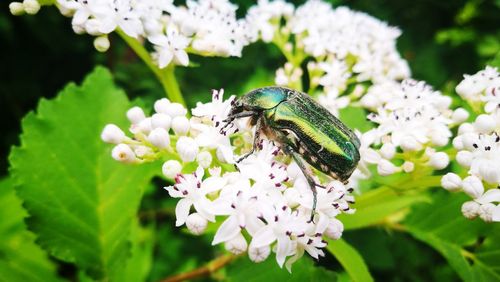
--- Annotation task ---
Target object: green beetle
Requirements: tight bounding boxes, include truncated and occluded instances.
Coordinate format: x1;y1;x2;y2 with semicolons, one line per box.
223;86;360;220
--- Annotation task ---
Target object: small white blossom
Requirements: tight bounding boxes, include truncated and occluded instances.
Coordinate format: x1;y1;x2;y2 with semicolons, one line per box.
186;213;208;235
127;106;146;124
225;233;248;255
196;151;212;168
462;201;480;219
176;136;199;162
462;176;484;199
249;245;271;263
101;124;126;144
441;173;462;191
148;128;170;149
151;113;172;130
111;143;136;163
93;35;110;52
9;2;25;15
23;0;40;14
172;116;190;135
428;151;449;170
162;160;182;179
149;25;190;68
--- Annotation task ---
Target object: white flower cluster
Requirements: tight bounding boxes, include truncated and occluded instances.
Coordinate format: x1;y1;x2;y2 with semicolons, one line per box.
442;66;500;222
11;0;255;67
360;79;460;176
246;0;411;115
102;89;355;270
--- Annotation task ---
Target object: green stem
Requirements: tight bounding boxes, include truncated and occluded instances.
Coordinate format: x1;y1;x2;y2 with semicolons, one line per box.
160;65;186;107
116;30;186;106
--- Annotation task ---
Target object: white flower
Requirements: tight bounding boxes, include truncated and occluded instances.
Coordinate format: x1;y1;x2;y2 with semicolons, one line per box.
148;128;170;149
249;245;271;263
23;0;40;15
172;116;190;135
100;0;144;38
462;201;480;219
127;106;146;124
9;2;25;15
164;167;225;226
111;143;136;163
479;203;495;222
452;108;469;123
154;98;171;114
164;102;188;117
196;151;212;168
149;25;190;68
93;35;110;52
462;175;484;199
162;160;182;179
101;124;126;144
377;159;399;176
428;151;449;170
176;136;199;162
151;113;172;130
186;213;208;235
212;179;265;245
441;173;462;191
225;233;248;255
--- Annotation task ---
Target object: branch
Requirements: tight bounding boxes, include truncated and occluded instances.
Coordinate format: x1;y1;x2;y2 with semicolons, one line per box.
158;254;239;282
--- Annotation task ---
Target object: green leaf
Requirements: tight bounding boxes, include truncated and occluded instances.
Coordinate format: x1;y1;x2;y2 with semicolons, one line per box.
405;191;500;281
226;256;338;281
9;67;157;279
0;177;61;282
327;239;374;282
338;186;430;230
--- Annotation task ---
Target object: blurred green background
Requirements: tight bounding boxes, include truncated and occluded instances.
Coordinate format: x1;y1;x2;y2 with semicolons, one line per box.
1;0;499;280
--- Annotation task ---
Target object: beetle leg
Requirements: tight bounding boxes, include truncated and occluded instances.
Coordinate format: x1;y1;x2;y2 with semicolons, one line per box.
284;144;318;223
220;111;256;135
237;118;262;163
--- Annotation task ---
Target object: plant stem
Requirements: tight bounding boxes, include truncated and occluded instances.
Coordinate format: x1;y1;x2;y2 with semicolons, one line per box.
158;254;238;282
116;30;186;106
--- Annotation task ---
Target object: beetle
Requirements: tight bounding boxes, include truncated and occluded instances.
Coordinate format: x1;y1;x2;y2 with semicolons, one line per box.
222;86;360;220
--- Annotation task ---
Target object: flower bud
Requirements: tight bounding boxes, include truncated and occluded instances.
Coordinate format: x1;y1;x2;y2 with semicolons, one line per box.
377;159;399;176
162;160;182;178
492;205;500;222
462;176;484;199
430;133;449;147
380;143;396;159
165;102;187;117
172;116;190;135
324;218;344;240
148;128;170;149
474;114;495;134
456;151;472;168
225;233;247;255
93;36;110;52
111;144;136;163
176;136;199;162
452;136;464;150
478;161;500;184
154;98;171;114
23;0;40;15
452;108;469;123
248;245;271;263
186;213;208;235
196;151;212;168
101;124;126;144
402;161;414;173
428;152;449;169
9;2;25;15
461;201;480;219
479;203;495;222
127;106;146;124
136;118;152;135
151;113;172;130
457;123;474;135
400;136;421;151
134;145;152;158
441;173;462;191
284;188;300;207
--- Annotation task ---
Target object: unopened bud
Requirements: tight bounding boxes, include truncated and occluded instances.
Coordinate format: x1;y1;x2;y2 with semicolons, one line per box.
162;160;182;178
111;144;136;163
248;245;271;263
127;106;146;124
461;201;480;219
196;151;212;168
377;159;399;176
9;2;25;15
101;124;126;144
23;0;40;15
151;113;172;130
462;176;484;199
225;233;247;255
176;136;199;162
94;36;110;52
441;173;462;191
148;128;170;149
186;213;208;235
428;152;449;169
172;116;190;135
